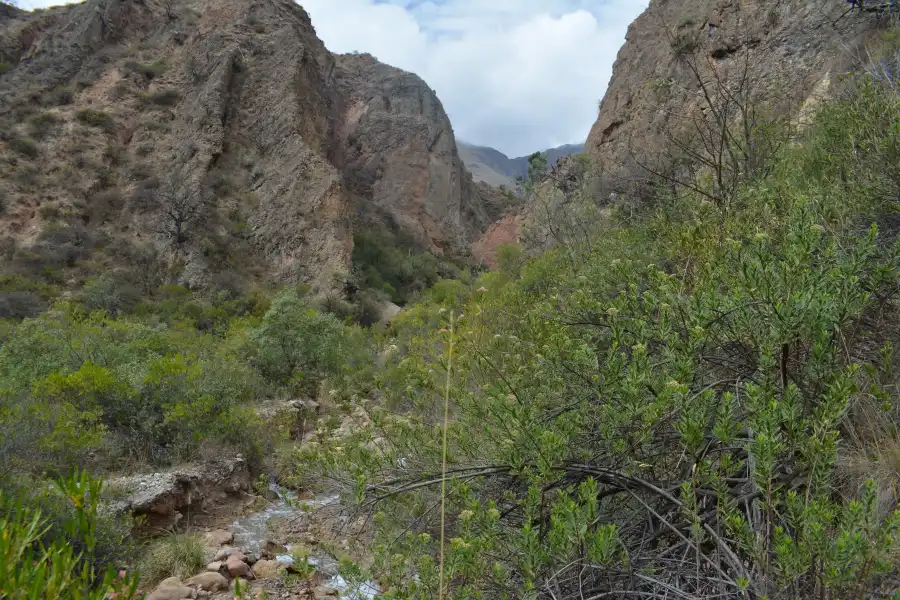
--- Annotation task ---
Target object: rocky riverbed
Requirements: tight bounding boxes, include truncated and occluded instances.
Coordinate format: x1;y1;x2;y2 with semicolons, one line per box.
108;458;377;600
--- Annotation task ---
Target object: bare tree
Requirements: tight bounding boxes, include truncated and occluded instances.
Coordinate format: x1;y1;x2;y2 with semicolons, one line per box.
629;38;786;223
154;170;209;246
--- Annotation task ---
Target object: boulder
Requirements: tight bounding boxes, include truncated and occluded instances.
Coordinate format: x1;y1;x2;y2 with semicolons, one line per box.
106;457;251;529
260;539;287;558
147;577;195;600
205;561;223;572
185;572;229;592
213;546;238;561
251;559;284;579
312;585;339;599
225;555;253;579
204;529;233;547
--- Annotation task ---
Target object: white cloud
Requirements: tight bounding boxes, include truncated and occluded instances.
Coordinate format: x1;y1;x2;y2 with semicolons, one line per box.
302;0;649;156
16;0;649;156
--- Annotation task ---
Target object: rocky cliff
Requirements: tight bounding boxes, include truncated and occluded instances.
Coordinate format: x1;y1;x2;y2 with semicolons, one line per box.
329;52;490;254
586;0;884;170
0;0;490;292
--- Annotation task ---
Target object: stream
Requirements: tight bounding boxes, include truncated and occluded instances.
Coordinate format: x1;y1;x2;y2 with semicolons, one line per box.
229;478;379;599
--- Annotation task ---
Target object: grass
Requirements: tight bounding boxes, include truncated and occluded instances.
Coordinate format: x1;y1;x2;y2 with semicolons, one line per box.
136;533;206;584
100;479;135;501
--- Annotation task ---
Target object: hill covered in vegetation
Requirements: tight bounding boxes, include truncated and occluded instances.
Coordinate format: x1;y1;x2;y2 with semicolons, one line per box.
1;1;900;599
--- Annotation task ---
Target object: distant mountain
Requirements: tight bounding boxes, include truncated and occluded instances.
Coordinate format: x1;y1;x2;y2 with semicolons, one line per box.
459;142;585;188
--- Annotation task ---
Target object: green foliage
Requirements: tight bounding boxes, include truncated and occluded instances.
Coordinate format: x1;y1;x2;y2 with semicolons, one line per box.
0;291;46;319
25;111;60;140
0;309;266;468
78;276;141;315
138;88;180;107
298;59;900;599
124;60;166;80
136;533;205;584
43;85;76;106
0;470;137;598
495;242;524;277
516;151;548;195
8;135;38;158
0;62;12;75
248;291;353;393
75;109;115;133
352;230;460;304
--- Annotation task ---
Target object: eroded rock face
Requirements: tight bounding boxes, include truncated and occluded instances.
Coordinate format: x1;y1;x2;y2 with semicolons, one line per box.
329;52;491;253
108;456;251;529
585;0;885;170
0;0;492;292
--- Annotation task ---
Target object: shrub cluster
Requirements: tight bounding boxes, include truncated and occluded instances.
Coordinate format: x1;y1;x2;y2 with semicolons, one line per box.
296;51;900;599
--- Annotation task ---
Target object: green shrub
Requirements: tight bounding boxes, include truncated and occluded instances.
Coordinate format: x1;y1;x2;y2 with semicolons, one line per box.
76;109;115;133
88;188;125;224
352;230;459;304
125;60;166;80
8;135;38;158
43;85;76;106
12;222;95;273
0;291;46;319
139;88;180;107
136;534;205;585
0;471;137;598
0;62;12;75
78;276;141;316
25;111;60;140
248;291;350;392
298;55;900;600
0;310;264;468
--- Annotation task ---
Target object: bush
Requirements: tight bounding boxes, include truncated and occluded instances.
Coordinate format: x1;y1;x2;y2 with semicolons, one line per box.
352;230;459;304
125;60;166;80
0;471;137;598
38;204;61;220
139;88;180;107
136;534;205;584
0;311;265;469
25;111;60;140
78;276;141;315
7;135;38;158
298;57;900;600
88;188;125;224
13;222;95;273
249;291;350;391
76;109;115;133
43;85;76;106
0;291;46;319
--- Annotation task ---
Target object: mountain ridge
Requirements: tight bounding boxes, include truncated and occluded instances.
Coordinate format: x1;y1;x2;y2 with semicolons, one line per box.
459;141;585;188
0;0;495;294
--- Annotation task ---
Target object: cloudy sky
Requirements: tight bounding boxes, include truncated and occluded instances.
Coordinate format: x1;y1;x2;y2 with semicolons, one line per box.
18;0;648;157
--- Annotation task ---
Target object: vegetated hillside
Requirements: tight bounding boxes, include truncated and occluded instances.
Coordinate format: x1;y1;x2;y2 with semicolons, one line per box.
4;1;900;599
0;0;493;299
301;33;900;599
476;0;885;269
459;141;585;187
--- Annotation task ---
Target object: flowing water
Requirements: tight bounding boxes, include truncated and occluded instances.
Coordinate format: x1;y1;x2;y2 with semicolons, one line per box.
229;478;379;599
